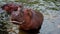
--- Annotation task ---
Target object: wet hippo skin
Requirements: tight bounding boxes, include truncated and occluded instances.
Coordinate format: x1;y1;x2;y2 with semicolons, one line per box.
1;4;44;34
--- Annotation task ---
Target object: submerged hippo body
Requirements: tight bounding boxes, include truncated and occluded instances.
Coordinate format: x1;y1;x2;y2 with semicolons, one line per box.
1;4;44;33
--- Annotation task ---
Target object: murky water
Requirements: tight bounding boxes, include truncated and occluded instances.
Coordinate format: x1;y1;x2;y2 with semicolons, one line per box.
0;0;60;34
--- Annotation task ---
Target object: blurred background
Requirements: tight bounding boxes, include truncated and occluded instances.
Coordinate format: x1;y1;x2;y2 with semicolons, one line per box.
0;0;60;34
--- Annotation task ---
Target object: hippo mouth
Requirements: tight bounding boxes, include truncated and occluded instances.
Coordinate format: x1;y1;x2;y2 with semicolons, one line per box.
10;20;25;25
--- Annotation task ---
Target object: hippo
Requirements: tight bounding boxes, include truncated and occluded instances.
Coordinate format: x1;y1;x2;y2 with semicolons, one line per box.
1;3;22;14
1;3;44;33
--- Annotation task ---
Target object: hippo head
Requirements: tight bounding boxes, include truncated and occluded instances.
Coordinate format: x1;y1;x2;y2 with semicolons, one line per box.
1;3;22;14
10;8;32;25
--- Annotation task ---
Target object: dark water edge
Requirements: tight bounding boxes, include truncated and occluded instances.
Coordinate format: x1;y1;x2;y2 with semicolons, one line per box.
19;30;40;34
